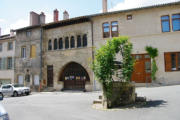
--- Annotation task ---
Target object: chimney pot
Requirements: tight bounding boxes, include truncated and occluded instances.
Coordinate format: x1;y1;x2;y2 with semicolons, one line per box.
54;9;59;22
102;0;108;13
63;10;69;20
10;29;14;36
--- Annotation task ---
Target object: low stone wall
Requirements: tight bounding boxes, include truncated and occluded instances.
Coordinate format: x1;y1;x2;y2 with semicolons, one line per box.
103;82;135;108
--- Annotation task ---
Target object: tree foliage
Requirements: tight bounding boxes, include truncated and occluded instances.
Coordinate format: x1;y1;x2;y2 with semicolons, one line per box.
145;46;158;81
92;36;134;99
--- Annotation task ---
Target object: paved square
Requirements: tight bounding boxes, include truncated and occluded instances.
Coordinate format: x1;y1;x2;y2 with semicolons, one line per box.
1;85;180;120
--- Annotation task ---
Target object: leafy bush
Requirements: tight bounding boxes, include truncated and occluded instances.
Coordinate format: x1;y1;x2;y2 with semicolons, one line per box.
92;36;134;99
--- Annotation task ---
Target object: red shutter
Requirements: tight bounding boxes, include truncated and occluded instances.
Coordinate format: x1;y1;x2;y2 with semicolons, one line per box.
164;53;172;72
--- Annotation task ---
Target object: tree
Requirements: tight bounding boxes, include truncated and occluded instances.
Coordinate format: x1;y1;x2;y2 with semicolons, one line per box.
145;46;158;81
92;36;134;100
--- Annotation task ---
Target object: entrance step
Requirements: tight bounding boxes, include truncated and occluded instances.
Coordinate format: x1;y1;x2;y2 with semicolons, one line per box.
93;99;102;104
42;87;56;92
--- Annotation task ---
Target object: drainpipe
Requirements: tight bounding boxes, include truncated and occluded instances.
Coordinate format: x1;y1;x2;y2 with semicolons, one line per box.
39;27;43;92
90;19;96;91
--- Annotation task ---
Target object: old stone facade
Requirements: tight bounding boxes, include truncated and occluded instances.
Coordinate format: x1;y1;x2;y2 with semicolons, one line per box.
12;1;180;91
0;34;15;85
15;26;42;89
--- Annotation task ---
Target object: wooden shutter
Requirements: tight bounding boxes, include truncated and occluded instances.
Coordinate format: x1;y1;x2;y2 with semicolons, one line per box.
30;45;36;58
164;53;172;72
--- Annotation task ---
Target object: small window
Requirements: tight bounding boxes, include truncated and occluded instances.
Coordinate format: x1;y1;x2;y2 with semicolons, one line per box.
48;40;52;50
0;43;2;52
103;22;110;38
8;42;13;50
59;38;63;50
165;52;180;71
21;47;26;58
26;30;31;37
127;15;132;20
70;36;75;48
54;39;58;50
65;37;69;49
7;57;12;69
161;15;170;32
77;35;82;48
172;14;180;31
83;34;87;47
111;21;118;37
30;45;36;58
0;58;2;70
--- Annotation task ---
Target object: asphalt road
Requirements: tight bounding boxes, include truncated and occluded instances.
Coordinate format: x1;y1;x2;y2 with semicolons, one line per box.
1;85;180;120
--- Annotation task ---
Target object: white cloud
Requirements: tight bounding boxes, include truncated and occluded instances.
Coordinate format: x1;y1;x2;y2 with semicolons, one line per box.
0;19;5;23
109;0;180;11
4;19;28;34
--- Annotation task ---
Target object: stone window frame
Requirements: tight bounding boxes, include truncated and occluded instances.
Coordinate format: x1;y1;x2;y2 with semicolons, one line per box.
102;22;110;38
8;42;13;51
82;34;87;47
70;36;75;48
54;38;58;50
7;57;12;70
21;46;26;58
111;21;119;37
161;15;171;33
48;39;52;51
0;43;2;52
59;38;63;50
172;13;180;31
65;37;69;49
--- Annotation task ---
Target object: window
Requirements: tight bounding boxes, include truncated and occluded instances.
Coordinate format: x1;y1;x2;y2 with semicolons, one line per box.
77;35;82;48
111;21;118;37
0;43;2;52
164;52;180;71
172;14;180;31
8;42;13;50
0;58;2;70
21;47;26;58
161;15;170;32
48;40;52;50
30;45;36;58
54;39;58;50
70;36;75;48
83;34;87;47
59;38;63;50
7;57;12;69
103;22;110;38
26;30;31;37
65;37;69;49
127;15;132;20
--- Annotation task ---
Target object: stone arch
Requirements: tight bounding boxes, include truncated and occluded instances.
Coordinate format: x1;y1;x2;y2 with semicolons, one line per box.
59;62;90;90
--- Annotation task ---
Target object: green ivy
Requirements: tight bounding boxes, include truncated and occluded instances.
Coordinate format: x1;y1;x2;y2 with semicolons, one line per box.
145;46;158;81
92;36;134;99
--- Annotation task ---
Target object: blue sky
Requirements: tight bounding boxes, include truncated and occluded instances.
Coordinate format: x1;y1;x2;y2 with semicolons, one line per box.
0;0;179;35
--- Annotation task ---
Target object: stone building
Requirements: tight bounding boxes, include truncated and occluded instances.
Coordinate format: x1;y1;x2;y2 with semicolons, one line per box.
0;32;15;84
13;1;180;91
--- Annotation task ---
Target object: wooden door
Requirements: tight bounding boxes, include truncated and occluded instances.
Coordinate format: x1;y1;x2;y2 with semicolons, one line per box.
47;65;53;87
131;54;151;83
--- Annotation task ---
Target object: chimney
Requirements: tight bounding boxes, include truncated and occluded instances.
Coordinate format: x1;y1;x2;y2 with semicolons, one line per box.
39;12;46;24
30;11;39;26
54;9;59;22
63;10;69;20
10;29;14;36
102;0;108;13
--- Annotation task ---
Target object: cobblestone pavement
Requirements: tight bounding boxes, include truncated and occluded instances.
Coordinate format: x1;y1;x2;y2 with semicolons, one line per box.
1;85;180;120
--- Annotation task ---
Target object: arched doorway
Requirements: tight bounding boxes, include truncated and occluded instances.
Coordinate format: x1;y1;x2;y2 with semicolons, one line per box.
59;62;90;90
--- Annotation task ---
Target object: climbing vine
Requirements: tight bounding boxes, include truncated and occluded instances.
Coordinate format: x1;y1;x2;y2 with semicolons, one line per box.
145;46;158;81
92;36;134;99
